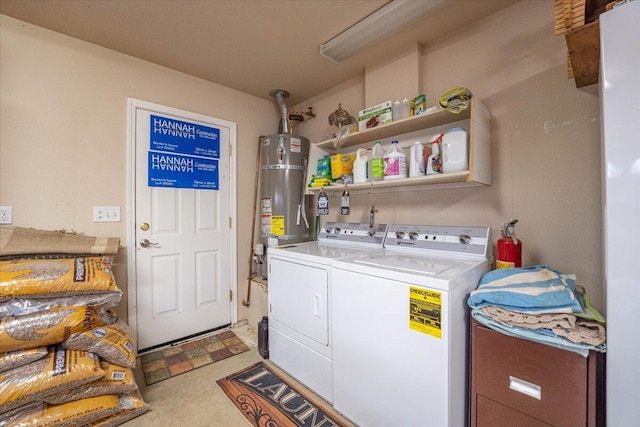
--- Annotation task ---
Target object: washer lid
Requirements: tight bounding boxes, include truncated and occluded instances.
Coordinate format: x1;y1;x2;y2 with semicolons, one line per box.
333;248;490;288
354;253;461;276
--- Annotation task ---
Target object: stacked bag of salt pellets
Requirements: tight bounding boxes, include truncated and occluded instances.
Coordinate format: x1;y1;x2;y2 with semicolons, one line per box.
0;226;148;427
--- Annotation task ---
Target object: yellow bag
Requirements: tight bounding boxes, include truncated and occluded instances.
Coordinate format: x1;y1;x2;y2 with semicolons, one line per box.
62;319;137;368
0;346;48;373
6;394;124;427
0;256;118;301
0;305;109;353
0;346;104;414
84;391;149;427
330;153;356;179
45;360;138;404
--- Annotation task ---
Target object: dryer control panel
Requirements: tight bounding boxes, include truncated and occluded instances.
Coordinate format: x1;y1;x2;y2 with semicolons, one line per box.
385;224;490;257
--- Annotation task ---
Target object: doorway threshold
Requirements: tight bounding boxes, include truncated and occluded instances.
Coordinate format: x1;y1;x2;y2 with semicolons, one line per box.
138;323;231;355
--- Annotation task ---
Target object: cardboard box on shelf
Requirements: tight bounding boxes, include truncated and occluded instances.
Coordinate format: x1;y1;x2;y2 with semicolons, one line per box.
358;101;392;131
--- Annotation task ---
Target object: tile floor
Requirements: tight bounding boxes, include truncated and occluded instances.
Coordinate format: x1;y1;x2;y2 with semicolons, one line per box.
126;323;355;427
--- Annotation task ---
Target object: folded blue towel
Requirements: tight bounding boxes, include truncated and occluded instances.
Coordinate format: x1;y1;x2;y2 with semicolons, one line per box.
467;265;583;314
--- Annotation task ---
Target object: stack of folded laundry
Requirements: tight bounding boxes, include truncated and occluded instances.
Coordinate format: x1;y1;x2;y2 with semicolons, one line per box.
467;265;606;357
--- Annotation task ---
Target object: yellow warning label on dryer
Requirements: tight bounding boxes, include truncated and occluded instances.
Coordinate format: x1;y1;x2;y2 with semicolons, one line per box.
271;216;285;236
409;286;442;338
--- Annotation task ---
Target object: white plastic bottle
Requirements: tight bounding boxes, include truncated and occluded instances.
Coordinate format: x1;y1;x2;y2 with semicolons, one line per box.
392;100;402;121
353;148;371;183
368;141;385;182
409;141;425;177
442;127;469;173
383;140;408;180
401;98;410;119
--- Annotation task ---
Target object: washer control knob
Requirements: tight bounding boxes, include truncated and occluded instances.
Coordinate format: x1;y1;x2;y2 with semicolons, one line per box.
459;234;472;245
395;231;405;239
334;227;341;234
325;227;333;234
409;232;419;241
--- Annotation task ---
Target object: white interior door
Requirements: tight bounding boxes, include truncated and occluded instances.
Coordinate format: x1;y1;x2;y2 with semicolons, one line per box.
127;99;237;351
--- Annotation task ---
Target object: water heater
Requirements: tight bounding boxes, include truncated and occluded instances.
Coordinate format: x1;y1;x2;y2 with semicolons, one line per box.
258;90;311;277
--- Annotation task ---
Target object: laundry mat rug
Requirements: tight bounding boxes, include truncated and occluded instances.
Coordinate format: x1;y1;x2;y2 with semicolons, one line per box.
140;330;250;386
217;361;349;427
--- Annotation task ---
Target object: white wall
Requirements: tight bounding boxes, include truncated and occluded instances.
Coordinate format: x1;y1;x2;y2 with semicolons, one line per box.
294;0;604;310
0;14;277;322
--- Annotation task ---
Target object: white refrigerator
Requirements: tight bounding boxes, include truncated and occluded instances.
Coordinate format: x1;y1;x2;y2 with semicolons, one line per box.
600;1;640;425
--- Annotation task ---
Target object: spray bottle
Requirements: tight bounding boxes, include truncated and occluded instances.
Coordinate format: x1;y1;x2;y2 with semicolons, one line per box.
496;219;522;269
409;141;426;177
426;134;443;175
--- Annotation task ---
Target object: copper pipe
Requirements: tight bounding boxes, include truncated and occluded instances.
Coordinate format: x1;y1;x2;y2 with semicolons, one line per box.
242;135;264;307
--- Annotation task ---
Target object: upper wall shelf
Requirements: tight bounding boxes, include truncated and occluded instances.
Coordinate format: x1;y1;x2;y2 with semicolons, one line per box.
309;97;492;191
315;105;471;150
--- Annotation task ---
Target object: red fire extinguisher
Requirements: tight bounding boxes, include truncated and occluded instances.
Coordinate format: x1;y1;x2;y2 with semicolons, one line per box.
496;219;522;269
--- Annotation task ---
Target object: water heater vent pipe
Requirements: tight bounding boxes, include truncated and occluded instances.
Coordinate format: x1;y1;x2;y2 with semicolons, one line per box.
270;89;291;135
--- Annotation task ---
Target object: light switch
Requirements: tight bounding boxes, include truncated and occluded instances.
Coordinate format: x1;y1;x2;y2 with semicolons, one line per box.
93;206;121;222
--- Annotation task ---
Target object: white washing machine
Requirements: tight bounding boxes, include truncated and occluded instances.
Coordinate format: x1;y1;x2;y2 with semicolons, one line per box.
331;224;491;427
267;222;388;403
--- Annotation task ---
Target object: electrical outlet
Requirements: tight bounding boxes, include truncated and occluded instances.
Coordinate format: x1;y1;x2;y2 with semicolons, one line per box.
0;206;12;224
253;243;265;256
93;206;121;222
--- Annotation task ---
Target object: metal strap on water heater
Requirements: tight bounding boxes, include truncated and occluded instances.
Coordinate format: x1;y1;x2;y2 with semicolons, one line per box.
261;164;306;170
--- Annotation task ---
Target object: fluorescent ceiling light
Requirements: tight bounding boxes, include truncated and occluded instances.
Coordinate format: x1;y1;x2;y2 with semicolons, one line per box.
320;0;447;63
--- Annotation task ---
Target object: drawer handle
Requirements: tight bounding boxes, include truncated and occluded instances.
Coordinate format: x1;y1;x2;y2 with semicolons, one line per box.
509;376;541;400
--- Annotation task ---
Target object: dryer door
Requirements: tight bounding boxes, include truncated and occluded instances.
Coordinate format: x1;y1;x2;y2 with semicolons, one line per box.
269;258;329;345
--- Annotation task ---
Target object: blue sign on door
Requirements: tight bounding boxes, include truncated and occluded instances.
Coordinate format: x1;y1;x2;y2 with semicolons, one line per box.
148;152;219;190
148;114;221;190
150;115;220;158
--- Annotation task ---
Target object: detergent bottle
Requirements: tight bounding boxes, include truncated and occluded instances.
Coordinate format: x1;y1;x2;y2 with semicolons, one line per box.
426;134;443;175
368;141;385;182
353;148;370;183
383;140;407;180
442;127;469;173
409;141;426;177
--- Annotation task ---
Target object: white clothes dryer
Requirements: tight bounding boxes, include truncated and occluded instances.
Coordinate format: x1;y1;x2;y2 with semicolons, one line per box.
267;222;387;403
331;224;491;427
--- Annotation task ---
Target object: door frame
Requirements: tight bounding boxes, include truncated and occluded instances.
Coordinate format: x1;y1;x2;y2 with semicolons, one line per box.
126;98;238;343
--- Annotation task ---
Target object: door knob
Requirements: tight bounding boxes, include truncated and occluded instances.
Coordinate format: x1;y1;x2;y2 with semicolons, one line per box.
140;239;159;248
